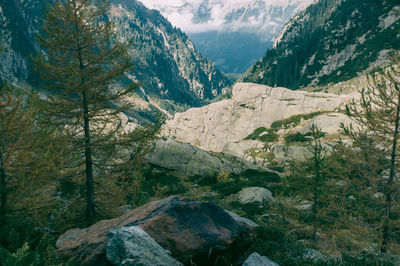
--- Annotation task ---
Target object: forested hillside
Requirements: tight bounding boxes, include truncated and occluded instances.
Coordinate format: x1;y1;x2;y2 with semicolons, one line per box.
243;0;400;89
0;0;230;108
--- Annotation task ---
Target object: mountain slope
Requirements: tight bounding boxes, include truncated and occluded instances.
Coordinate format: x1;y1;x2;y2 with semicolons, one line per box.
242;0;400;89
141;0;314;74
0;0;230;107
0;0;42;83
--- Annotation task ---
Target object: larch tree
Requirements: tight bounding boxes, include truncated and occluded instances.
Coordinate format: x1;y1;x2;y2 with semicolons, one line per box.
0;82;64;224
343;52;400;253
307;124;327;241
0;83;34;219
33;0;137;224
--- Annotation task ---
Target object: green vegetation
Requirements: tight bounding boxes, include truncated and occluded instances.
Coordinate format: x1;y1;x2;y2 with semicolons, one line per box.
245;127;279;143
284;132;310;144
33;0;139;224
243;0;400;90
284;131;326;144
246;127;268;140
343;52;400;253
245;112;324;144
271;112;324;130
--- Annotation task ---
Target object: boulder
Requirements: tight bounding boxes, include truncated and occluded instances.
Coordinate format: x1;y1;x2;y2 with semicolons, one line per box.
294;200;313;211
272;144;311;162
106;226;182;266
301;249;327;262
56;196;256;265
242;252;280;266
145;139;258;177
225;210;259;228
238;187;275;206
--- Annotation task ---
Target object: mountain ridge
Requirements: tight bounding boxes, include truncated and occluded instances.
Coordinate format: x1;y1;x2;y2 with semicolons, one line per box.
0;0;230;110
141;0;314;74
242;0;400;89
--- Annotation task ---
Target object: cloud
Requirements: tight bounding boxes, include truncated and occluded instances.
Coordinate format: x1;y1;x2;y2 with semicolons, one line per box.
139;0;312;34
140;0;250;33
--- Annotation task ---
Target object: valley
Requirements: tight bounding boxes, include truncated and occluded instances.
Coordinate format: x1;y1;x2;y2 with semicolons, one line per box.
0;0;400;265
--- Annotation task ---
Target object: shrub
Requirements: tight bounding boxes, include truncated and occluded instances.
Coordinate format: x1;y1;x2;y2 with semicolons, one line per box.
259;132;279;142
284;132;310;143
271;112;324;130
246;127;267;140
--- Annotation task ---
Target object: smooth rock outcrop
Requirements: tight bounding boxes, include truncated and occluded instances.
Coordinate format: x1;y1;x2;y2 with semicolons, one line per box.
106;226;182;266
162;83;356;153
56;196;256;265
298;113;352;135
242;252;280;266
238;187;275;206
146;138;259;176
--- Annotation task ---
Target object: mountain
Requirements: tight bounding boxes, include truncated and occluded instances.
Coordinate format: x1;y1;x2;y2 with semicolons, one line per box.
0;0;230;110
0;0;42;83
141;0;314;74
243;0;400;89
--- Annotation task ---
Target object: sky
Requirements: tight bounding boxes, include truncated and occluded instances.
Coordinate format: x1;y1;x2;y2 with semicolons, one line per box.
139;0;262;33
139;0;310;33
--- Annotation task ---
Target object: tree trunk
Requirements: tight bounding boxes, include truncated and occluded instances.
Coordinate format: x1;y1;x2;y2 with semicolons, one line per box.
381;96;400;252
0;151;7;219
82;89;95;225
73;6;95;225
313;180;317;241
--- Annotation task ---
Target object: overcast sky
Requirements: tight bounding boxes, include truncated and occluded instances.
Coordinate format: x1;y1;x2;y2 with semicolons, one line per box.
139;0;257;33
140;0;307;33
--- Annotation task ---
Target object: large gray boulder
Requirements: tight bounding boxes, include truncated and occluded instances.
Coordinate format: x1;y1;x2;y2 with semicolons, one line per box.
238;187;275;206
242;252;280;266
146;138;258;176
106;226;182;266
56;196;256;265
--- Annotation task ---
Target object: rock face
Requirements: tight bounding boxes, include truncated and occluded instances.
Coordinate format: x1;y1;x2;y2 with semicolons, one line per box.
238;187;275;206
145;138;259;176
141;0;313;74
243;0;400;89
106;226;182;266
162;83;356;154
242;252;280;266
56;196;255;265
0;0;229;107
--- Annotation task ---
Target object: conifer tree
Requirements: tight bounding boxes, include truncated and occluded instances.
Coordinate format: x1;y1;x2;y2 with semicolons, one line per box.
307;124;327;241
0;83;34;219
287;124;327;241
33;0;137;224
344;52;400;252
0;82;64;223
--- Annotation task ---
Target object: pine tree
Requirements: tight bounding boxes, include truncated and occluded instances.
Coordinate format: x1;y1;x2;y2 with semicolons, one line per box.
343;52;400;252
33;0;137;224
307;124;327;241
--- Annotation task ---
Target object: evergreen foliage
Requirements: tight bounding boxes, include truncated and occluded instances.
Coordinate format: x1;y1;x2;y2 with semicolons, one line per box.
33;0;138;224
243;0;400;90
343;52;400;252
